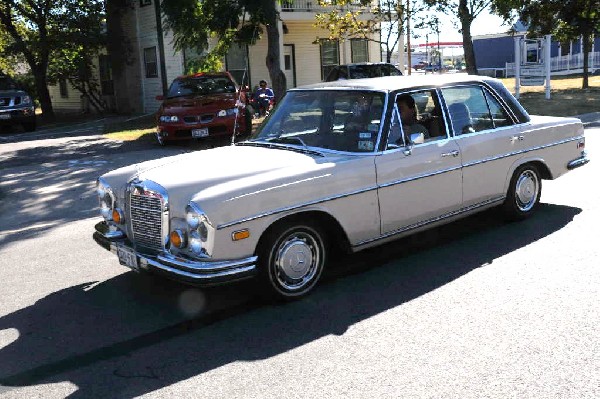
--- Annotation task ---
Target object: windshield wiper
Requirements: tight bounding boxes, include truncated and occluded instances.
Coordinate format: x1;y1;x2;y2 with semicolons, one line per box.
265;136;308;148
237;138;323;157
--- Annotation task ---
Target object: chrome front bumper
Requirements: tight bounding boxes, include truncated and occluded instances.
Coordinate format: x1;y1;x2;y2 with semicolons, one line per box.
93;222;258;286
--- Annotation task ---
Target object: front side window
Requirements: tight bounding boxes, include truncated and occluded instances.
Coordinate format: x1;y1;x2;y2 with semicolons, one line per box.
320;40;339;80
387;89;446;149
253;90;385;153
442;85;513;135
144;47;158;78
166;75;236;98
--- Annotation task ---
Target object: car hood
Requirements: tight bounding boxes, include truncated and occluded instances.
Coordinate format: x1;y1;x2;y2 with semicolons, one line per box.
0;89;28;97
160;93;237;114
101;145;362;226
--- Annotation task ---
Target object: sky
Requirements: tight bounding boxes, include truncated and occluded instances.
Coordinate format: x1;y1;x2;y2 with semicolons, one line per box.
411;9;510;45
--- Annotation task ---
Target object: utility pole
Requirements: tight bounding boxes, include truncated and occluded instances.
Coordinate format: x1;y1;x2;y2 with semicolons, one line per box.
406;0;411;75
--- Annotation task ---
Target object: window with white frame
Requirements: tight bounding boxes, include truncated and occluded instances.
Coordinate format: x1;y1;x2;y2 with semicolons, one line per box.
320;40;339;80
144;47;158;78
351;39;369;63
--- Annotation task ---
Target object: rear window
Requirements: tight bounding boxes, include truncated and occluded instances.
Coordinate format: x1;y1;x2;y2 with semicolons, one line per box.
167;75;236;98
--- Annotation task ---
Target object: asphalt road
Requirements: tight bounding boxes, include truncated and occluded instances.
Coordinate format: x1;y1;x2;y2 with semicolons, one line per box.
0;123;598;398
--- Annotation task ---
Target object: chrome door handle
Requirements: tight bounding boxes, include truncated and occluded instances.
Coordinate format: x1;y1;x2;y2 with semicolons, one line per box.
510;135;524;142
441;150;459;157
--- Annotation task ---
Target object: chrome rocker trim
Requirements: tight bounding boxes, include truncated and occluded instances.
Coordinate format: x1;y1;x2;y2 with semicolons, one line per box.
93;222;258;285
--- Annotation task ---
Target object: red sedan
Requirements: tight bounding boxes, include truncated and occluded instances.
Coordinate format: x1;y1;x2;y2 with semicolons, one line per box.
155;72;251;145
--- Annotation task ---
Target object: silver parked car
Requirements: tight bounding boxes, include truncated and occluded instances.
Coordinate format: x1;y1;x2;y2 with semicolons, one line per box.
93;74;589;300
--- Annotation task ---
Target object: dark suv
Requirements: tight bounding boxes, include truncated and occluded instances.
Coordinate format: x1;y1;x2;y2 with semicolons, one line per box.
324;62;402;82
0;73;36;132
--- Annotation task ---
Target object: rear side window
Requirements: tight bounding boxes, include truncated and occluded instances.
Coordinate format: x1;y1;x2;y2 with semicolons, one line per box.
441;85;513;135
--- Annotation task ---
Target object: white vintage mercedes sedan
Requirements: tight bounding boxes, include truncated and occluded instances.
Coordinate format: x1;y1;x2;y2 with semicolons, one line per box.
94;74;589;300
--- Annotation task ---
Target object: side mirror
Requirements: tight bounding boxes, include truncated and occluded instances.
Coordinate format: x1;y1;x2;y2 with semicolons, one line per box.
155;95;164;101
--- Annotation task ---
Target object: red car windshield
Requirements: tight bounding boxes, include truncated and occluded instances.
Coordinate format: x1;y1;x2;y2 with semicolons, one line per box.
167;75;236;98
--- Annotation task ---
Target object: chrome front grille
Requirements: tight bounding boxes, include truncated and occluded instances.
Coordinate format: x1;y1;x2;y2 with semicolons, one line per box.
128;181;168;252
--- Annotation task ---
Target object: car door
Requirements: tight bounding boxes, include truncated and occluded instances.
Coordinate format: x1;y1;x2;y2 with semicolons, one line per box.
375;90;463;236
440;85;522;208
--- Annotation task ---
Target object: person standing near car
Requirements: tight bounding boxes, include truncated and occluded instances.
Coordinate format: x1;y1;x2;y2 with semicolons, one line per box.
253;80;275;117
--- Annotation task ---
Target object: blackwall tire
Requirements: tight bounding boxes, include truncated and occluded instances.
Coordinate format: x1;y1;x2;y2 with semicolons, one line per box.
258;221;327;301
502;164;542;221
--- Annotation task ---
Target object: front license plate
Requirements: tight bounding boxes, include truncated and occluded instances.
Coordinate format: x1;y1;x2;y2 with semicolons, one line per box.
192;128;209;138
117;245;139;271
0;114;10;120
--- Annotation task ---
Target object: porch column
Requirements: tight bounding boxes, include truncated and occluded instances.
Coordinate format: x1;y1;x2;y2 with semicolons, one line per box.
276;2;286;89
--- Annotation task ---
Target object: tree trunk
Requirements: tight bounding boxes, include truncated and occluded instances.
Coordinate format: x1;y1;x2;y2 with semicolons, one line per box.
106;0;134;114
458;0;477;75
33;65;54;122
582;34;590;89
263;0;286;100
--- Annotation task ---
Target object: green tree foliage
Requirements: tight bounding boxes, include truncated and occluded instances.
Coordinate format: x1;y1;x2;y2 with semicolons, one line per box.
0;0;106;120
314;0;428;64
493;0;600;88
161;0;286;98
425;0;493;75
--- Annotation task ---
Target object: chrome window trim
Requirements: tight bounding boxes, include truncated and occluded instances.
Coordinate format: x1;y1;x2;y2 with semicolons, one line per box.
355;196;506;247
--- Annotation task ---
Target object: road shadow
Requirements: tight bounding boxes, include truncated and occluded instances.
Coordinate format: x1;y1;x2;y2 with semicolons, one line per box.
0;203;581;397
0;136;239;249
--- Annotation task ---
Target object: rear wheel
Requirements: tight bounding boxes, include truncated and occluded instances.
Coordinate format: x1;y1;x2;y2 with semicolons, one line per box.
502;164;542;221
257;221;327;301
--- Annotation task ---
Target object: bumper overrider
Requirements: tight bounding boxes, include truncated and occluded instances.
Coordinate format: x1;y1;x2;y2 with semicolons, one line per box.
93;221;258;285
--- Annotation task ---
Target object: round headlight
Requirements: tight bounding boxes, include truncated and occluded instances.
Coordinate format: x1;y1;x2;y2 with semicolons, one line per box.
217;109;227;117
198;221;208;242
189;231;203;254
186;211;200;230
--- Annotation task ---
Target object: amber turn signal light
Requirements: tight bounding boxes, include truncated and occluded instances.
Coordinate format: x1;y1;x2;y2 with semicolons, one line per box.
112;208;124;224
232;229;250;241
170;229;187;248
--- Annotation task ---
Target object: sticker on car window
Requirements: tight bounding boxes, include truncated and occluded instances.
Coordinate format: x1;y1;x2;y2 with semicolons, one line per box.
359;132;372;139
358;140;374;151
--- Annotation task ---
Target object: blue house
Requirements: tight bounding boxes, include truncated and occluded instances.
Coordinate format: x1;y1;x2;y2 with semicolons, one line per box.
473;23;600;77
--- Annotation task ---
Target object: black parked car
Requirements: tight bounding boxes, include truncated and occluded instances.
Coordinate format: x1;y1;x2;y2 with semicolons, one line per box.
324;62;402;82
0;73;36;132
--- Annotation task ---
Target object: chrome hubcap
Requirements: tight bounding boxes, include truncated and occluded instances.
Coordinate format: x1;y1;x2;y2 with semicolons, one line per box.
274;232;320;291
515;170;539;212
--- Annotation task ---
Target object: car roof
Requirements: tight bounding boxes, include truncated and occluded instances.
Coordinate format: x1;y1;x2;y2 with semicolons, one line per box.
175;71;233;80
292;74;498;92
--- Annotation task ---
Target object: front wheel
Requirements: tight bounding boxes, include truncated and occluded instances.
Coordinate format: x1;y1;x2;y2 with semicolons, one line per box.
502;164;542;221
258;221;327;301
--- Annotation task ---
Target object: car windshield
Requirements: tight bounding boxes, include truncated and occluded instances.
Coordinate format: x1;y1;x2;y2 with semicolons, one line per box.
167;75;236;98
0;75;19;91
251;90;386;153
